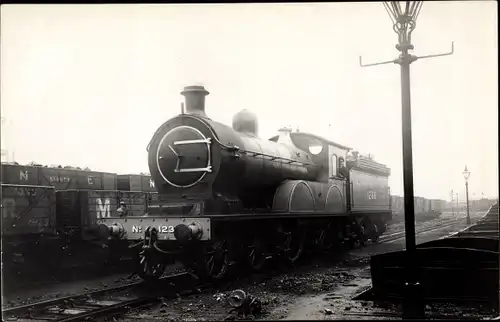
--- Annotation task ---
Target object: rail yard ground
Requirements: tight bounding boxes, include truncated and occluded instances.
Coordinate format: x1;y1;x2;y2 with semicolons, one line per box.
111;210;493;322
1;210;442;308
2;209;495;321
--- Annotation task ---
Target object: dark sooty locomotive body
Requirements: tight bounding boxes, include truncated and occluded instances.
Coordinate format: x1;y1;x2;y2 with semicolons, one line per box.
97;85;392;281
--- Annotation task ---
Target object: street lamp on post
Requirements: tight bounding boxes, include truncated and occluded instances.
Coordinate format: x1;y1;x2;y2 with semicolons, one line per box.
462;165;471;225
359;2;455;318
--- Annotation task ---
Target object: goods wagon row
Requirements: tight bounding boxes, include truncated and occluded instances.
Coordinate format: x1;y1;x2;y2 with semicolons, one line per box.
391;194;498;216
1;184;156;239
0;163;155;192
391;195;448;216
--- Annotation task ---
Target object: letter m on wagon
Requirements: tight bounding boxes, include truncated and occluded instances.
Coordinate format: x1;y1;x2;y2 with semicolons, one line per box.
96;198;111;218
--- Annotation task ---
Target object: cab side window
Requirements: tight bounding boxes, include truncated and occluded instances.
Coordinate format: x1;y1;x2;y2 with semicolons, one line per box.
331;154;338;177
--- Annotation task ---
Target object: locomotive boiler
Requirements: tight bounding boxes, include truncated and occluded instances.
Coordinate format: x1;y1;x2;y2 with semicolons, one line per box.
97;85;393;281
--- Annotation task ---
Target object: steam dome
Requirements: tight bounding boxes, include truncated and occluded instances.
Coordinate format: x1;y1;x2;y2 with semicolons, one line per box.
232;109;259;136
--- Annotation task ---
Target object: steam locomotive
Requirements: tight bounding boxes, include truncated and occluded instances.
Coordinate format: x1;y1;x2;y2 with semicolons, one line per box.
97;85;393;281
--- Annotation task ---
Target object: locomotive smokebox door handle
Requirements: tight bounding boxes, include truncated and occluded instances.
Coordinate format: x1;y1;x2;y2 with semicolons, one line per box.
168;144;183;172
173;138;213;173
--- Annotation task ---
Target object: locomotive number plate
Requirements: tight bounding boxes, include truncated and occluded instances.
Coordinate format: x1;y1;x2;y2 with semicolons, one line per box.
131;225;174;234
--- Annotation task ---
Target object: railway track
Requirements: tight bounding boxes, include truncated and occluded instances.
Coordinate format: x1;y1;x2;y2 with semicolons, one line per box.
378;216;468;244
1;272;200;322
450;202;499;239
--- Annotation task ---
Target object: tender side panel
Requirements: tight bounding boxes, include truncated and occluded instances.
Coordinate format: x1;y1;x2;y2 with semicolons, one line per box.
1;184;57;236
350;170;390;212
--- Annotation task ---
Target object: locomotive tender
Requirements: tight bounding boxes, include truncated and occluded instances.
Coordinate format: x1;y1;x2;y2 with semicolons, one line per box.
97;85;393;280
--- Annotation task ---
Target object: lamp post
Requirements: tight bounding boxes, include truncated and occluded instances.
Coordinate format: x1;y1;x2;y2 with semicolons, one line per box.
359;1;454;254
462;165;471;225
358;3;454;318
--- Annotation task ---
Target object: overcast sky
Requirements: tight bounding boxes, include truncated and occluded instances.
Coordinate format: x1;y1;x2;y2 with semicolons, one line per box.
1;2;498;201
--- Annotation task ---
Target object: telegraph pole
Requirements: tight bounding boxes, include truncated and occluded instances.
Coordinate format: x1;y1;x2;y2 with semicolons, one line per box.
359;1;454;318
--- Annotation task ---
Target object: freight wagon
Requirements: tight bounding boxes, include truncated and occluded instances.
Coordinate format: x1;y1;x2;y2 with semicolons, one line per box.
1;163;117;190
1;184;59;265
1;182;158;268
389;195;447;223
54;189;157;264
117;174;156;192
56;189;154;242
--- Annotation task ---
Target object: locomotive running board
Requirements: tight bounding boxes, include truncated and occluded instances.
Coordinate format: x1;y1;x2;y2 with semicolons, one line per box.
359;239;499;306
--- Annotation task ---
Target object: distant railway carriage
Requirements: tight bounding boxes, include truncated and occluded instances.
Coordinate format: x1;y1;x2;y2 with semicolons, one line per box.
117;174;156;192
430;199;446;213
1;164;117;190
391;195;404;215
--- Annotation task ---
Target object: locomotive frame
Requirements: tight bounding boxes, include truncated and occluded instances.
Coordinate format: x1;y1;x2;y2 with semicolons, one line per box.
97;85;394;281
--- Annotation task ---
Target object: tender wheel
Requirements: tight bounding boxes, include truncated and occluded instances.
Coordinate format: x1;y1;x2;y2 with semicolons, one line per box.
136;249;166;281
247;236;268;272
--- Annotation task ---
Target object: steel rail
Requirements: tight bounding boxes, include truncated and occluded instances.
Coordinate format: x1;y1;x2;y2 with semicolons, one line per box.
2;272;192;322
378;217;466;244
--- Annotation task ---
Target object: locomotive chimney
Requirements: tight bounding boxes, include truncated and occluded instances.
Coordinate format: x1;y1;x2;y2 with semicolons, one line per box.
181;85;209;117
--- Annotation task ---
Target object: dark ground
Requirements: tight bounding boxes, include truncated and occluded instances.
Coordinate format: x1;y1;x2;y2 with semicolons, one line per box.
2;210;495;321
